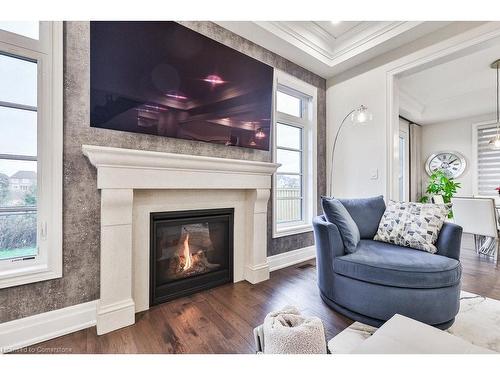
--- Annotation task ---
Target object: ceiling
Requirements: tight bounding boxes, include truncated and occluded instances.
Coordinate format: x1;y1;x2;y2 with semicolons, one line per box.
215;21;450;78
399;42;500;125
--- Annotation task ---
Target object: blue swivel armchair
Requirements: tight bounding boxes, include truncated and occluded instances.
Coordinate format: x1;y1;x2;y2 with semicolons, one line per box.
313;196;463;329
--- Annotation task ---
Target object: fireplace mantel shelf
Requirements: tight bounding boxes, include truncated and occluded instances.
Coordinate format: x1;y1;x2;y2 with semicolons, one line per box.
82;145;280;190
82;144;279;335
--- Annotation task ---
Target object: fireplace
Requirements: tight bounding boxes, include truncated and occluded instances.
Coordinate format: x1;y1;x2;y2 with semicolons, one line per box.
83;145;277;334
149;208;234;305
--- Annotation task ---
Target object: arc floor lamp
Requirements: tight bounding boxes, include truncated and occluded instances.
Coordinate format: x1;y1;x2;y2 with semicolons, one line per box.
328;105;373;196
489;59;500;149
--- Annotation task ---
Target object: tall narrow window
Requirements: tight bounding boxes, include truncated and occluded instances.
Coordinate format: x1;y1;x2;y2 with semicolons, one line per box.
273;71;317;238
0;22;62;288
276;123;303;223
476;124;500;196
0;54;38;262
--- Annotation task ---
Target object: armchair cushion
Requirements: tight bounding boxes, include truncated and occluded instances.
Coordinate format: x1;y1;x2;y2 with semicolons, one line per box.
321;197;360;253
334;240;461;288
337;195;386;239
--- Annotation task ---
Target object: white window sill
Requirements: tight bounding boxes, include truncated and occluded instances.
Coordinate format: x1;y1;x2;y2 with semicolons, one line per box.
0;257;62;289
0;269;61;289
273;223;313;238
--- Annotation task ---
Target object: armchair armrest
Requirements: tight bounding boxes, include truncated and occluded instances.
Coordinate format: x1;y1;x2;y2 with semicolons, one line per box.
435;222;463;260
313;216;345;290
313;215;345;258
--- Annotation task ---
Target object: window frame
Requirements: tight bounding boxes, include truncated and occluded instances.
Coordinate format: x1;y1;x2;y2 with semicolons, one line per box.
272;70;317;238
0;22;63;288
472;120;500;197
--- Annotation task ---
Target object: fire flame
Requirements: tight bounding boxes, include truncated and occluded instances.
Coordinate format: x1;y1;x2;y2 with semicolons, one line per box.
182;233;193;271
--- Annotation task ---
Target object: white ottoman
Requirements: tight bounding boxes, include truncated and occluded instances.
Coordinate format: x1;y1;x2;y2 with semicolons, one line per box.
351;314;494;354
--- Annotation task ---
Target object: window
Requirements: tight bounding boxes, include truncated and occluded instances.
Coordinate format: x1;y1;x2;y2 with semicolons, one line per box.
398;136;405;201
0;22;62;288
398;121;409;202
475;123;500;196
273;71;317;238
276;123;303;223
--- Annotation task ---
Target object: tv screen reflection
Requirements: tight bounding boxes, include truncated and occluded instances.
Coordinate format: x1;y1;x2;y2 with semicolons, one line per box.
90;21;273;151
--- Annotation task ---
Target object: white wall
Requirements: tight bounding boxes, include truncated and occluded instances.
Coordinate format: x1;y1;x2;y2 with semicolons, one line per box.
326;22;500;200
327;67;387;197
420;113;495;197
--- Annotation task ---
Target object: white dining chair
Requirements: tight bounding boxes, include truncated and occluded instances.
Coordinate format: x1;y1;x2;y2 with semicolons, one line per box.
451;197;499;264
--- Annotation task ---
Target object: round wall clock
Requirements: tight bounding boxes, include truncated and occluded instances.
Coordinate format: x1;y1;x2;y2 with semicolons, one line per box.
425;151;467;178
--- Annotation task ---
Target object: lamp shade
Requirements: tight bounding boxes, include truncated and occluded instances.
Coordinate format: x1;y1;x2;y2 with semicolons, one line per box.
351;105;373;124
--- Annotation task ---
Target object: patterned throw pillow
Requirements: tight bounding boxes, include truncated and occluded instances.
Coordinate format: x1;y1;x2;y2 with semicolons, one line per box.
374;200;451;253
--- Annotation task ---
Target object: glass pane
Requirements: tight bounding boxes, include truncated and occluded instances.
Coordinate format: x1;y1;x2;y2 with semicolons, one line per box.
0;54;37;107
277;174;301;198
277;149;301;174
277;123;301;150
0;212;37;260
154;220;227;284
0;107;37;156
0;22;39;40
0;159;37;207
276;198;302;223
277;91;302;117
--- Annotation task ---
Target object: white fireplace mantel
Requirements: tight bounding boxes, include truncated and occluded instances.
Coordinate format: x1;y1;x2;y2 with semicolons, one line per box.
82;145;279;335
82;144;278;190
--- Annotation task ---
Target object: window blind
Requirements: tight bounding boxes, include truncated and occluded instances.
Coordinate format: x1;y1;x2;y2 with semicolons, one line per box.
477;125;500;196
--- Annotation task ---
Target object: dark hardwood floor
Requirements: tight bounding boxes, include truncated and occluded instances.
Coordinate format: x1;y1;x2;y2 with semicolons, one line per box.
17;237;500;354
459;234;500;298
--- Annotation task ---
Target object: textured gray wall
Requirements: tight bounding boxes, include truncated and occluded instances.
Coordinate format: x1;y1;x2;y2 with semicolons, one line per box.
0;21;325;323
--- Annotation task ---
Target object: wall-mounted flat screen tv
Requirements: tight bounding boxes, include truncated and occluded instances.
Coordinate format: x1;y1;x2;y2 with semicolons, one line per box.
90;21;273;151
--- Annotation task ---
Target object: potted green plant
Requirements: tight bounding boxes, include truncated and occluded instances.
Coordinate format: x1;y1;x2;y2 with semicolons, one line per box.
420;170;461;206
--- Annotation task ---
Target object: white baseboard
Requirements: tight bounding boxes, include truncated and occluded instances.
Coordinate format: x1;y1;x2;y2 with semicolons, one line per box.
96;298;135;335
268;245;316;272
0;300;97;353
245;263;270;284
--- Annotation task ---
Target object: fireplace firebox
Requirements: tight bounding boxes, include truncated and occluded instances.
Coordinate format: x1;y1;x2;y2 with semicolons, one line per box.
150;208;234;305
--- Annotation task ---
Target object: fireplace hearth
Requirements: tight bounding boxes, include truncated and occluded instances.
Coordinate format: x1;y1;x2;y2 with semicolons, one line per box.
150;208;234;305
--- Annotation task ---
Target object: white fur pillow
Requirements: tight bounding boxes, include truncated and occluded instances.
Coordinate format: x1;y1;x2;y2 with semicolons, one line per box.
263;306;327;354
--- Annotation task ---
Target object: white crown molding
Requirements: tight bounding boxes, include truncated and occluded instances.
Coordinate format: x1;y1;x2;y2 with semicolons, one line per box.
256;21;336;62
0;300;97;353
216;21;450;78
331;22;423;65
253;21;424;67
310;21;340;41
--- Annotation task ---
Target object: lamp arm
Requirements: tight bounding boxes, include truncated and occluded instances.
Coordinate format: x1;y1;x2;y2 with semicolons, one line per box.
328;109;356;196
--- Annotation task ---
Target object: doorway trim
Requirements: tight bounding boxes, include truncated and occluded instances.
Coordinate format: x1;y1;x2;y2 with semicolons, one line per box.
386;23;500;200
